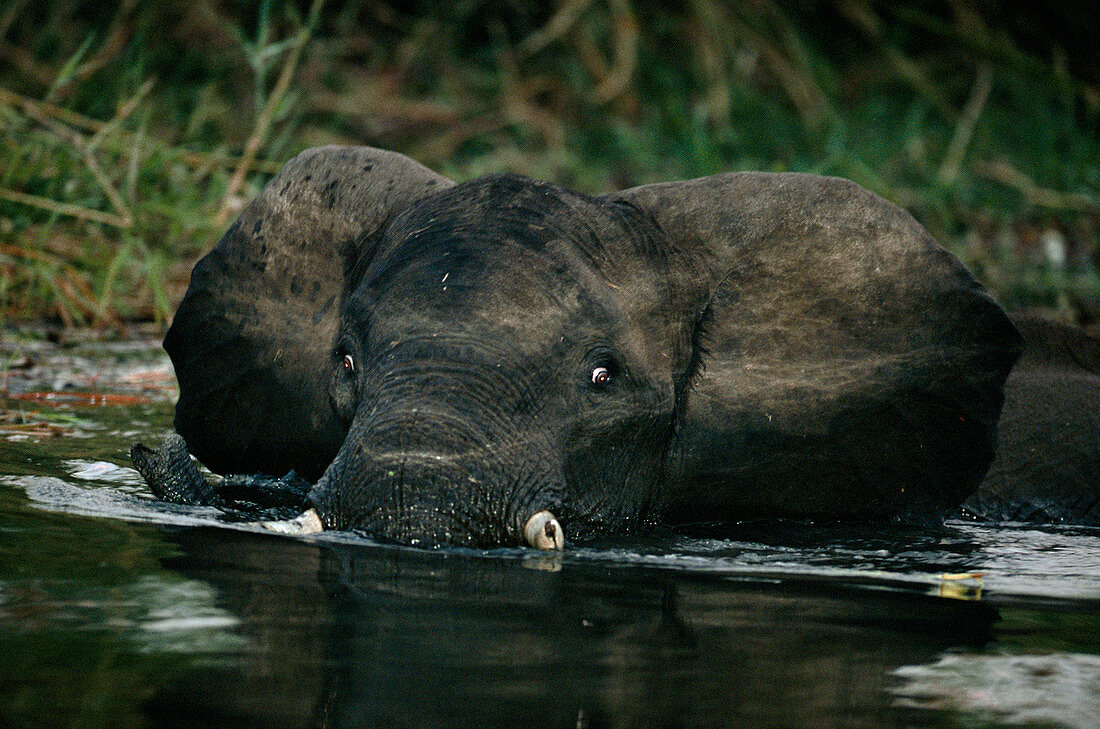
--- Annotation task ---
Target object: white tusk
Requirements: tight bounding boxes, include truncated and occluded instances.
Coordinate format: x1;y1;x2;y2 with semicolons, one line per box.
258;508;324;535
524;510;564;550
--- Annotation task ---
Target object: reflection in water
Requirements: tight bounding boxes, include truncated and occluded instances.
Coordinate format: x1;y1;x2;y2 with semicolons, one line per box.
0;487;242;729
146;530;332;728
126;576;246;655
5;471;1100;728
144;529;1000;729
892;653;1100;729
1;363;1098;729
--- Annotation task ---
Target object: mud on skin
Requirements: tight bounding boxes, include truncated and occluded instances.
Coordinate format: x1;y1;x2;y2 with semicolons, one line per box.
133;146;1099;548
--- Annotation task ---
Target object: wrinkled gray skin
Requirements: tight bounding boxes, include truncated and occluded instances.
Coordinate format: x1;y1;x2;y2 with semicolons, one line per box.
131;434;310;521
142;146;1054;548
137;313;1100;530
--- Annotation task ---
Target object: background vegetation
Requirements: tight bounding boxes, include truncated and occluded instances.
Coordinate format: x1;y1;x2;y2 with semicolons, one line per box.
1;0;1098;332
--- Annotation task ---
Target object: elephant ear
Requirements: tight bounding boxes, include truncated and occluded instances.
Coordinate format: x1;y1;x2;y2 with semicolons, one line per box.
610;173;1023;521
165;146;453;480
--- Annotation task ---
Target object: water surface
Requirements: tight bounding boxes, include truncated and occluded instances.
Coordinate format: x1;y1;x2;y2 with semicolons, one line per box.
1;336;1098;728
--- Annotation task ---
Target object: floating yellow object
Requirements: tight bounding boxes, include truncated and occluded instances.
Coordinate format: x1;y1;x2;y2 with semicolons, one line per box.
939;572;984;582
937;572;984;600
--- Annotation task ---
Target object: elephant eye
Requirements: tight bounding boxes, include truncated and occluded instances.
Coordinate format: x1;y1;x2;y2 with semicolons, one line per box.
342;353;355;374
591;366;611;386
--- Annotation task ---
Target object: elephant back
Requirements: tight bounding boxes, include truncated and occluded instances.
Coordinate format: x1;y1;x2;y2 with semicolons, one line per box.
966;315;1100;524
165;146;452;479
610;173;1023;521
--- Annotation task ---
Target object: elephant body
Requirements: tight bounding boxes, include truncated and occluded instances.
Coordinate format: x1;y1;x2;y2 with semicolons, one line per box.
962;315;1100;524
147;146;1093;547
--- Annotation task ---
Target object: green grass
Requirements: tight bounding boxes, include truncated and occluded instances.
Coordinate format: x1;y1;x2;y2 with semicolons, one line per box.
1;1;1098;329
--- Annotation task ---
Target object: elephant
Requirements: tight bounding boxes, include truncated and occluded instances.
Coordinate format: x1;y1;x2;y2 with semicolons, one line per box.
961;315;1100;524
135;145;1075;549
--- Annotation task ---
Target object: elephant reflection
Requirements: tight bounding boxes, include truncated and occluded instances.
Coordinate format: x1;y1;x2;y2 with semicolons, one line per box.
145;530;997;728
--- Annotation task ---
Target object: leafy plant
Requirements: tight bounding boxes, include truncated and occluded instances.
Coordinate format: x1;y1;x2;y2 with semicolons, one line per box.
0;1;1097;329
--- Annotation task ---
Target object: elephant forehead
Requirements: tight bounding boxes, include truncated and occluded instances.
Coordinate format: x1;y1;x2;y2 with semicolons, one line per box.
368;275;604;356
349;174;693;386
360;232;611;333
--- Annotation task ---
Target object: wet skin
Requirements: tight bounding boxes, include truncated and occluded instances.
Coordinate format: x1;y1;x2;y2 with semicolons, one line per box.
136;145;1095;547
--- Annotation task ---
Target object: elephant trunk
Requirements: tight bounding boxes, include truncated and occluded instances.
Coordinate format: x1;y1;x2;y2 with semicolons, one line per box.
305;405;565;548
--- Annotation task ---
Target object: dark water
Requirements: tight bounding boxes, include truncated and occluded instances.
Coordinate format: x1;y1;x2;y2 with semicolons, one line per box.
2;339;1099;729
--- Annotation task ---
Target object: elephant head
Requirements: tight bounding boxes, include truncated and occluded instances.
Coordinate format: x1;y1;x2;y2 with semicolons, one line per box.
165;147;1021;547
